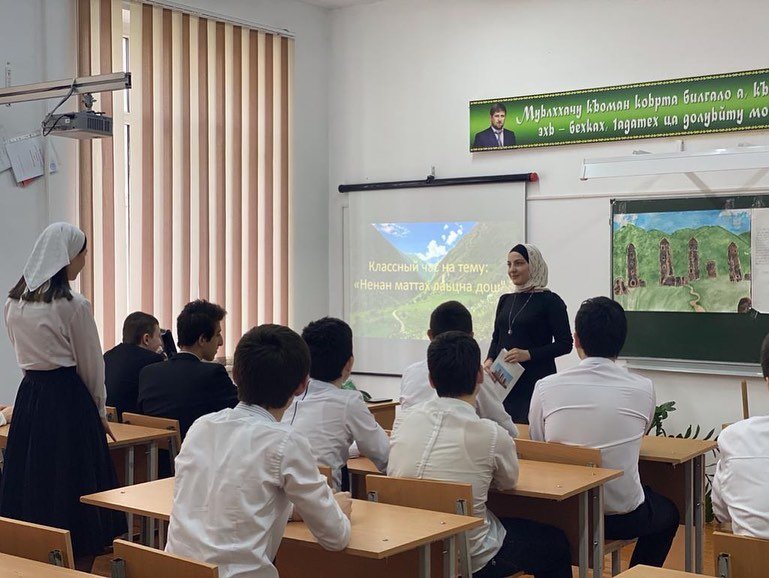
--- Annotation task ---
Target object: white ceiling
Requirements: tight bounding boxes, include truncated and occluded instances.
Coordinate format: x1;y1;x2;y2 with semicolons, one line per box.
298;0;380;9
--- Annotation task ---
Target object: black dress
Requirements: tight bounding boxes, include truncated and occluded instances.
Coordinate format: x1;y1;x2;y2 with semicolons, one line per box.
0;367;127;556
487;291;573;424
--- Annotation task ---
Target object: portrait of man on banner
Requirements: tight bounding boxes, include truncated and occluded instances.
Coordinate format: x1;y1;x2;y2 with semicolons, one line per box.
473;102;516;148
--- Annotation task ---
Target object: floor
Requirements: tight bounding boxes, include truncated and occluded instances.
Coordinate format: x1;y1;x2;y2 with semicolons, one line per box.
90;523;718;577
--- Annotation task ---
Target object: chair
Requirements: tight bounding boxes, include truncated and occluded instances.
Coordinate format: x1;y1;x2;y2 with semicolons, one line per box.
514;438;635;576
714;530;769;577
106;405;119;423
111;539;218;578
120;412;182;472
366;474;480;578
0;516;75;568
318;464;333;487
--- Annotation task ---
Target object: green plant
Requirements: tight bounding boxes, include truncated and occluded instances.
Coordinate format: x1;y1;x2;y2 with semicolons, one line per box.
650;400;719;522
341;378;372;402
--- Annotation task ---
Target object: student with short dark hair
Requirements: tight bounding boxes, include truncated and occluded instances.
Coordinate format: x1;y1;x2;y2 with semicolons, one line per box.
166;325;352;578
400;300;517;437
712;333;769;539
281;317;389;490
104;312;165;417
390;331;572;578
529;297;679;568
138;300;237;438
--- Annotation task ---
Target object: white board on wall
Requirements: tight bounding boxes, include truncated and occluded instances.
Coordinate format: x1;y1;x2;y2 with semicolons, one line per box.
345;182;526;374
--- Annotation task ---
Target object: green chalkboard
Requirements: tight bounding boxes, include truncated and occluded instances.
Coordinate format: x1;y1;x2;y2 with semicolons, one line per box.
611;195;769;364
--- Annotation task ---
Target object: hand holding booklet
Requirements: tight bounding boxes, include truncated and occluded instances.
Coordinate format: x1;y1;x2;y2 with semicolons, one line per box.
487;349;525;401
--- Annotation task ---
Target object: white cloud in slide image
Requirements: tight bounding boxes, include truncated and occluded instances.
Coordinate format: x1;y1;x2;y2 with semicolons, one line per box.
417;239;448;262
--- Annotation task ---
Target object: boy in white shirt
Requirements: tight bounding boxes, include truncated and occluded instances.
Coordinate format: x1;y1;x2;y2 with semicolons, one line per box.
390;331;572;578
400;300;518;437
529;297;678;568
712;333;769;539
282;317;389;490
166;324;352;578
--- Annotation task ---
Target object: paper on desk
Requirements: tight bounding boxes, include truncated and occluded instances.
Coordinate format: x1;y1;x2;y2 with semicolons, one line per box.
751;208;769;313
5;131;57;184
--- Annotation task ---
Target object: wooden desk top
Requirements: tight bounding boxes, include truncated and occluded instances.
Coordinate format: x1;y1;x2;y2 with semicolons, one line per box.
82;479;482;559
0;422;175;451
616;565;701;577
514;424;716;464
0;552;100;577
365;401;399;410
347;457;622;502
81;477;174;520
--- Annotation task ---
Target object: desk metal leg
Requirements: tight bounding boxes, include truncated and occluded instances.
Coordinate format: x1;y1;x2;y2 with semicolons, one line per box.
591;487;604;578
159;520;166;550
147;442;158;547
694;455;704;574
418;544;431;578
684;459;694;572
125;446;135;542
443;536;456;578
578;491;589;578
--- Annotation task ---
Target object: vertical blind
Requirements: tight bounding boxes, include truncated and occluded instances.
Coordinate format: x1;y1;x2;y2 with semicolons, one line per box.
77;0;292;357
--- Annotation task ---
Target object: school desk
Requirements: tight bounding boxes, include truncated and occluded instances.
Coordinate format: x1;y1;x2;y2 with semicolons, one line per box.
0;552;101;578
347;456;622;578
80;478;482;578
514;423;716;573
365;400;398;429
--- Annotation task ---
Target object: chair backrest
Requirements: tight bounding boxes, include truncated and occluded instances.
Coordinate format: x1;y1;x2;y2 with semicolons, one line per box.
112;539;218;578
121;412;182;456
106;406;119;423
714;530;769;578
0;516;74;569
365;474;473;515
318;465;332;487
514;438;602;468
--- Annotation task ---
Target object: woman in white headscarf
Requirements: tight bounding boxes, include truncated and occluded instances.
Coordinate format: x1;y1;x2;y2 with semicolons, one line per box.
484;244;573;423
1;223;125;569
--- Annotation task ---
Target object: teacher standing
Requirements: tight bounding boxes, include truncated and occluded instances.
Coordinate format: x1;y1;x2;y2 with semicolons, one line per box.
484;244;573;423
1;223;125;569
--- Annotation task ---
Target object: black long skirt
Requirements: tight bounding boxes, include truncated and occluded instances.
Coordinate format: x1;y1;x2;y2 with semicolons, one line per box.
0;367;127;556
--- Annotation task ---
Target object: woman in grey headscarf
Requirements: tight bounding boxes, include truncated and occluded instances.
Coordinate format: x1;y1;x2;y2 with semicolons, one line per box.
1;223;125;570
484;243;573;423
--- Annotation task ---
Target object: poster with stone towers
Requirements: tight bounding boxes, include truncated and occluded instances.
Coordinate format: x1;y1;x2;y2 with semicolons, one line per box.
612;209;751;313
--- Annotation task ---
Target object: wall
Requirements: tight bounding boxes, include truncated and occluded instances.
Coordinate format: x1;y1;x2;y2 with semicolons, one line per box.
0;0;331;403
0;0;79;402
328;0;769;433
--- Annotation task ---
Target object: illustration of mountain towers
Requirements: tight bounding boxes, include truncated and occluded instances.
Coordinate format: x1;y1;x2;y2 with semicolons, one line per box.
659;239;674;285
627;244;639;288
728;242;743;282
688;238;700;280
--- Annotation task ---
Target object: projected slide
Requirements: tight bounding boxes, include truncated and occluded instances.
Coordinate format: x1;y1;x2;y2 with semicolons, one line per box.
349;220;515;340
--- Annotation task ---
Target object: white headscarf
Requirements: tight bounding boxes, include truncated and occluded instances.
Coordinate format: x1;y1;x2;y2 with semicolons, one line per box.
511;243;549;293
23;222;86;292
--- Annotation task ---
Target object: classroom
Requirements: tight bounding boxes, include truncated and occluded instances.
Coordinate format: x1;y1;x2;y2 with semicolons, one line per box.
1;1;768;577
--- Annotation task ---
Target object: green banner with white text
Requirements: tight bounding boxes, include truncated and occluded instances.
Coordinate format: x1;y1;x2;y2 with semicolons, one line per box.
469;69;769;151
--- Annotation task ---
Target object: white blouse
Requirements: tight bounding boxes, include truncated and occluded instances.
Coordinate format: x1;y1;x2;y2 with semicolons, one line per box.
4;294;107;417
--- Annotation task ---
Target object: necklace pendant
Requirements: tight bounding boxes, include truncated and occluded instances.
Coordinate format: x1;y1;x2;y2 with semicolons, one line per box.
507;329;512;335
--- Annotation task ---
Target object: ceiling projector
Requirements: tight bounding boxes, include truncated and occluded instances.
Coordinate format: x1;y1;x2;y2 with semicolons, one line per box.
42;109;112;139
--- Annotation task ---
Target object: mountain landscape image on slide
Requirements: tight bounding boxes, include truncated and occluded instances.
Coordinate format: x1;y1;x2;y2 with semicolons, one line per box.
612;209;751;313
350;221;516;339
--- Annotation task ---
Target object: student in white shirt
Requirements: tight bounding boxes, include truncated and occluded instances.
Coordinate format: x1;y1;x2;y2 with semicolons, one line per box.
390;331;572;578
166;324;352;578
712;333;769;539
282;317;389;490
400;300;518;437
529;297;679;568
